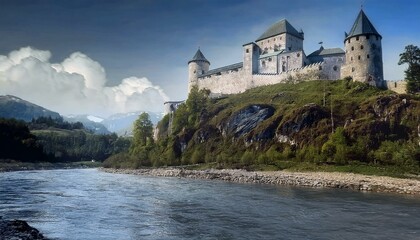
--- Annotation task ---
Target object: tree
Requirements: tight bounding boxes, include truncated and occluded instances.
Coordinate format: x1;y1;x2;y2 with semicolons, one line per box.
398;45;420;93
132;112;154;149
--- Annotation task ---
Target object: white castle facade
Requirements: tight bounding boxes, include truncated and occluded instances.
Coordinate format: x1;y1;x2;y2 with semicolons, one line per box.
187;10;406;96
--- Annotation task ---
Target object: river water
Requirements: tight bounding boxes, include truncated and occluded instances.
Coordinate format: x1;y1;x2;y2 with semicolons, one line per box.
0;169;419;239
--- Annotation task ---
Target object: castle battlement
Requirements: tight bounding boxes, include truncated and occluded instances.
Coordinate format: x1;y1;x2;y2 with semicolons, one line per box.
188;10;404;95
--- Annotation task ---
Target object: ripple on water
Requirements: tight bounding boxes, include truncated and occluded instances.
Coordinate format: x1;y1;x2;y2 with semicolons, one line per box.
1;169;420;240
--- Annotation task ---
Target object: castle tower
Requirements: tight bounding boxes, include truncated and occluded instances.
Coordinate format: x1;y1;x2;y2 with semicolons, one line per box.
188;49;210;92
341;10;384;87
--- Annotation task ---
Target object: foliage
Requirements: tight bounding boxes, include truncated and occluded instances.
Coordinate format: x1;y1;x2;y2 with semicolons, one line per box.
0;118;48;162
398;44;420;93
131;112;154;153
34;129;129;162
29;116;84;131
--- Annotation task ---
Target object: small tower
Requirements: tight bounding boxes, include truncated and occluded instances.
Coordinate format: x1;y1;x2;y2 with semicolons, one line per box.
188;49;210;92
341;10;384;87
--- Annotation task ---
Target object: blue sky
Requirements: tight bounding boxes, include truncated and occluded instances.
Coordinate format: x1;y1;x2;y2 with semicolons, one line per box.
0;0;419;115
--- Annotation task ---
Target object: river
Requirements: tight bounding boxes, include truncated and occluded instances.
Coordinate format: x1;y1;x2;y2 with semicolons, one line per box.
1;169;419;239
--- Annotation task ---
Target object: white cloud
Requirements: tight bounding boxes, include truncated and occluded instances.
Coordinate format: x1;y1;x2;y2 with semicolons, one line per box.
0;47;168;117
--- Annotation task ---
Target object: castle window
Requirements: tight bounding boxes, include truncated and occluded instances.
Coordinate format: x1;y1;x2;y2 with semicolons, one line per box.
262;61;266;67
280;37;282;40
297;53;300;57
356;36;359;41
268;57;272;62
348;39;351;43
351;57;353;61
351;46;354;51
352;67;355;72
333;66;338;71
367;54;370;59
202;70;205;74
194;70;196;73
360;45;364;49
246;49;249;53
358;55;361;60
319;66;322;70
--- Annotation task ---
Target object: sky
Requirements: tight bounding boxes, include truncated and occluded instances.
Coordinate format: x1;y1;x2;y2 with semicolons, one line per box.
0;0;419;117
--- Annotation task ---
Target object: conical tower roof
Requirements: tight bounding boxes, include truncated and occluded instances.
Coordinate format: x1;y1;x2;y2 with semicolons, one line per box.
188;49;210;64
256;19;303;42
345;10;381;40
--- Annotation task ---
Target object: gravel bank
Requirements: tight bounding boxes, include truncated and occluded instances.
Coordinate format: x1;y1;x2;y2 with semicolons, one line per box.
102;168;420;195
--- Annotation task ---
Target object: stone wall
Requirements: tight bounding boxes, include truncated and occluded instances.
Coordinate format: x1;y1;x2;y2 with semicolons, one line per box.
386;80;407;94
196;63;324;94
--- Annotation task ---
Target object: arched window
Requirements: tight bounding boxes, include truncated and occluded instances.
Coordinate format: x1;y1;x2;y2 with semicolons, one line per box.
360;45;364;50
356;36;359;41
333;66;338;71
351;46;354;51
358;55;361;60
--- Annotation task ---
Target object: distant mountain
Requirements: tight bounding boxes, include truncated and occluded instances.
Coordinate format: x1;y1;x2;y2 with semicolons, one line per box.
64;115;110;134
101;111;162;136
0;95;61;121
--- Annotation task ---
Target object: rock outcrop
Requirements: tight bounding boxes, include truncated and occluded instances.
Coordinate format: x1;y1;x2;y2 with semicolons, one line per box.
0;218;46;240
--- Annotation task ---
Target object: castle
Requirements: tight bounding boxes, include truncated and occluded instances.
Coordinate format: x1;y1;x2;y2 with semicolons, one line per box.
187;10;406;96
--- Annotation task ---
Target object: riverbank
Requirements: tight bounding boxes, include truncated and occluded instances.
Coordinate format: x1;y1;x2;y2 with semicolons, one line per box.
102;168;420;195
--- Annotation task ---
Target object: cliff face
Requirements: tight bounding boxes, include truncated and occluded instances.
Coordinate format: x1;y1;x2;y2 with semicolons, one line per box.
158;80;419;167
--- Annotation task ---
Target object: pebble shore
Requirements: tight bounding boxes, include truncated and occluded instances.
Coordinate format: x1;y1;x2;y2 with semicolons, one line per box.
102;168;420;195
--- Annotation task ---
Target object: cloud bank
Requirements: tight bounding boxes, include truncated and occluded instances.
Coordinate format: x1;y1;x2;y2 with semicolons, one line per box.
0;47;168;117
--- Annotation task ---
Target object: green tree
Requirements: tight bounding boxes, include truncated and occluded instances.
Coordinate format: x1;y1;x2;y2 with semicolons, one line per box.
398;45;420;93
131;112;154;154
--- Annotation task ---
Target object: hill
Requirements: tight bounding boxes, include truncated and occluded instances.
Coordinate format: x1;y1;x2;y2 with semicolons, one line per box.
106;79;420;177
0;95;61;121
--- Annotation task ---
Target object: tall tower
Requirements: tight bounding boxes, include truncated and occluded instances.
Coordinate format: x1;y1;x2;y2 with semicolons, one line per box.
341;10;384;87
188;49;210;92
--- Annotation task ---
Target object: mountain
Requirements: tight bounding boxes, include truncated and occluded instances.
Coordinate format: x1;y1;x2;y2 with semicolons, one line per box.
0;95;61;121
64;115;110;134
101;111;162;136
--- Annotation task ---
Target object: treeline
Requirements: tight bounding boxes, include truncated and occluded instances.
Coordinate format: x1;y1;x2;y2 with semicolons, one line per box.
0;118;49;162
29;116;84;130
35;130;130;162
1;117;130;163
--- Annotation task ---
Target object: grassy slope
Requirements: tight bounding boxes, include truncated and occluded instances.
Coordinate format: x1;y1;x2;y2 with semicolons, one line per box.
178;80;420;177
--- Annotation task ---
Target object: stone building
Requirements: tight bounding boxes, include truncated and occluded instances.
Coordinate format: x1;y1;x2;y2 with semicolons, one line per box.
187;9;404;95
340;10;384;87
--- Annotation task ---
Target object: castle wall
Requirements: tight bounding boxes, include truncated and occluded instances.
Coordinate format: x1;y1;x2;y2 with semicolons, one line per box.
197;69;250;94
319;55;344;80
256;33;303;54
278;51;305;72
195;63;324;95
385;80;407;94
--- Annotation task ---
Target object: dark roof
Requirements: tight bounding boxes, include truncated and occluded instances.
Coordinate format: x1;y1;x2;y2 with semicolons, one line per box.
256;19;303;42
307;46;345;57
199;62;243;77
188;49;210;64
345;10;381;40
